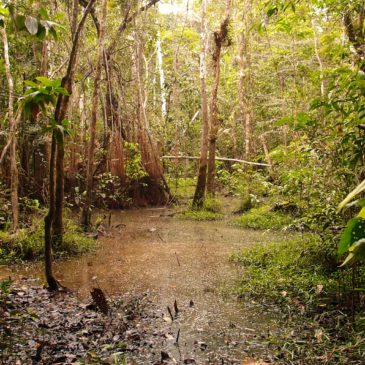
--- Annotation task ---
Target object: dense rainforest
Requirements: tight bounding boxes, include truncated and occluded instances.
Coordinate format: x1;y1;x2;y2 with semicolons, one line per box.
1;0;365;364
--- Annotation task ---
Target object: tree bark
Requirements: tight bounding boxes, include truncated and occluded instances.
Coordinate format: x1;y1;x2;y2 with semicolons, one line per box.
53;0;95;245
1;26;19;232
206;0;232;195
45;0;96;290
133;33;172;205
238;3;253;160
344;7;365;71
156;30;167;119
33;39;50;202
44;134;59;291
81;0;108;229
193;0;209;209
311;18;325;97
260;134;274;177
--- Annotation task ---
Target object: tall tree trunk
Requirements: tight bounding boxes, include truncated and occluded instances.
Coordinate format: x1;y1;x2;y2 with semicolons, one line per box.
53;0;80;245
133;34;172;205
44;134;59;291
45;0;96;290
192;0;209;208
1;26;19;232
344;6;365;71
311;18;325;97
156;30;167;119
206;0;232;195
81;0;108;229
260;134;274;177
238;4;253;160
33;40;50;202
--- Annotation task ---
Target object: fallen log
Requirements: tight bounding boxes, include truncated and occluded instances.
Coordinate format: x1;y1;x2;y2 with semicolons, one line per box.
161;155;271;167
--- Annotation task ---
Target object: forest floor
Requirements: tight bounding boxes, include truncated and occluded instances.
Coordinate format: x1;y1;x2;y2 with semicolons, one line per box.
1;204;361;364
0;204;293;364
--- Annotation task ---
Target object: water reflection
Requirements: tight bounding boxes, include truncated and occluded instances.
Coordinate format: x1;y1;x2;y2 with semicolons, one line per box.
1;208;289;363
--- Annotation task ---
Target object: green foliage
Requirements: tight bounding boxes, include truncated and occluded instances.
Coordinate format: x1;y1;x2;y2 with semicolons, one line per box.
203;196;222;213
176;195;223;221
0;5;9;27
124;142;147;181
237;193;260;214
21;77;68;118
0;216;96;262
166;177;197;199
0;277;11;308
231;236;338;304
177;210;224;221
0;182;11;230
93;172;131;209
337;183;365;266
216;164;271;198
0;277;11;296
1;3;63;39
235;205;292;230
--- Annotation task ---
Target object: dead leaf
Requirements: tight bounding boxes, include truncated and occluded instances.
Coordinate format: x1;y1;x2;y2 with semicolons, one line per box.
315;328;323;343
316;284;324;295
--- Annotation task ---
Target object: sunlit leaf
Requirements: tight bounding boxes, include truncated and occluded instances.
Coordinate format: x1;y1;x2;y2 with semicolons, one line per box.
25;16;38;35
340;239;365;267
38;8;48;19
14;14;25;30
338;180;365;212
338;217;365;255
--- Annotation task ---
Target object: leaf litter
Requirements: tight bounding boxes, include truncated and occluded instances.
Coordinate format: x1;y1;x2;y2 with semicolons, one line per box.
1;278;274;364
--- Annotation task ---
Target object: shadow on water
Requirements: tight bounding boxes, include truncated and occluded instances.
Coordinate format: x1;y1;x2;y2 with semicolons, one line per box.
1;208;290;363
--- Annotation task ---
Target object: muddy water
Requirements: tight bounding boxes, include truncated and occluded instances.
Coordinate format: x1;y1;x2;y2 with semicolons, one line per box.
1;208;289;363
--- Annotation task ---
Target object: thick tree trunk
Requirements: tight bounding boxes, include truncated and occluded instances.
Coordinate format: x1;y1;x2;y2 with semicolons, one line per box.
1;26;19;232
193;0;209;209
206;0;232;195
133;35;172;205
81;0;108;230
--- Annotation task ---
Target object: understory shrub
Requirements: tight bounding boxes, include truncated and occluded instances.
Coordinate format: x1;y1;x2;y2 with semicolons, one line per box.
203;196;222;213
235;205;292;230
231;235;339;306
177;195;224;221
0;216;96;262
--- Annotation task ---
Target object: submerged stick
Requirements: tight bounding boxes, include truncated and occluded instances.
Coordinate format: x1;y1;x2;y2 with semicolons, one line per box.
174;299;179;315
167;305;174;322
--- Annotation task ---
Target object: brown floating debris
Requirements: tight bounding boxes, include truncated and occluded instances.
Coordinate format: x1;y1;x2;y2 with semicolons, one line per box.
90;287;109;315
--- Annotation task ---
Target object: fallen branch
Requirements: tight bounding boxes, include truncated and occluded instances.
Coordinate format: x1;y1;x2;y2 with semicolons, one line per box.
161;155;272;167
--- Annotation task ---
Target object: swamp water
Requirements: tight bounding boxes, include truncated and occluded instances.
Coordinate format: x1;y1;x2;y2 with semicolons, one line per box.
1;208;289;364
